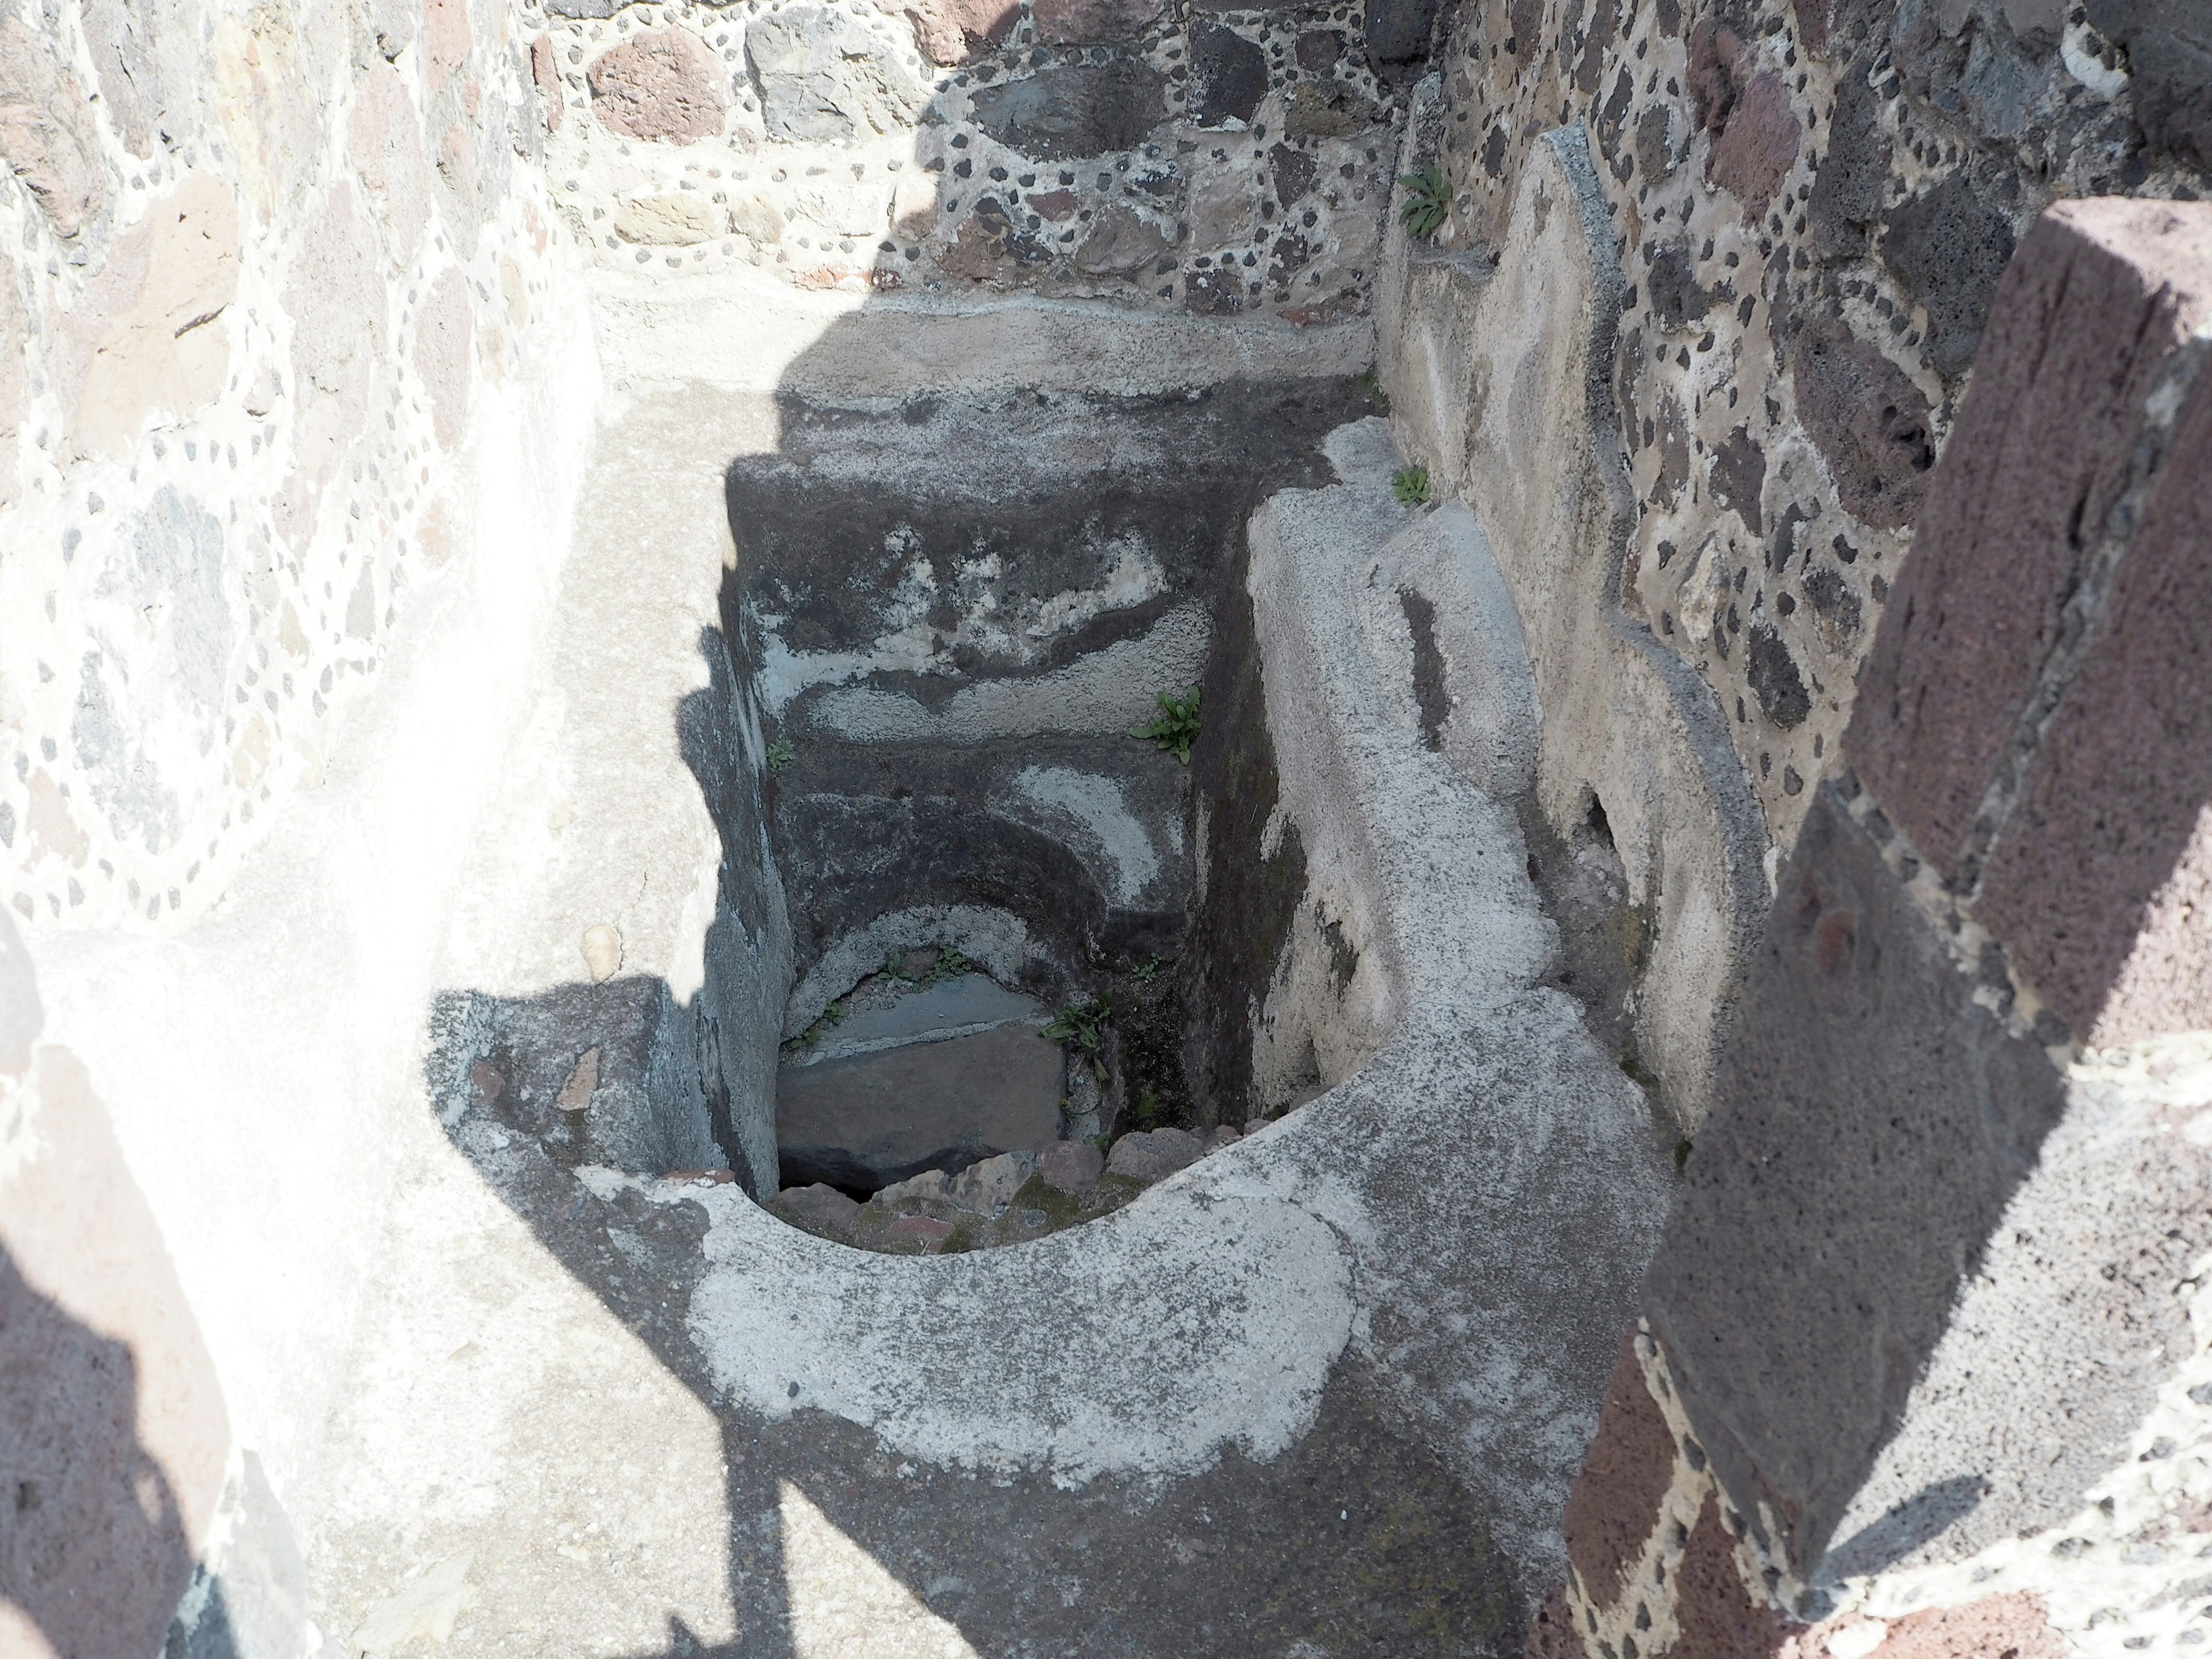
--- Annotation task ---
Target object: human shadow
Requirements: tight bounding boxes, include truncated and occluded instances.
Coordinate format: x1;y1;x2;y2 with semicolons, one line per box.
0;1240;196;1659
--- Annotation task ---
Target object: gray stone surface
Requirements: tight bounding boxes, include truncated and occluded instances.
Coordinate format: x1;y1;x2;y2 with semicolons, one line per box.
774;1022;1063;1192
797;972;1044;1059
1105;1126;1202;1182
745;6;927;145
1378;113;1769;1133
967;56;1168;160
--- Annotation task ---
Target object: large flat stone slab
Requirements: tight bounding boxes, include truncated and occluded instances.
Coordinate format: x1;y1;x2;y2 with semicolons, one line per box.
776;1020;1063;1191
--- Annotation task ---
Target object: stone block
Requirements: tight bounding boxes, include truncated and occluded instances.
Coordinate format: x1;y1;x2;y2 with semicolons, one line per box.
775;1022;1062;1191
1104;1127;1200;1183
1039;1140;1105;1192
969;56;1167;160
884;0;1019;65
2087;1;2212;168
1849;199;2212;880
1670;1494;1786;1659
1789;313;1935;532
945;1150;1036;1211
1868;1593;2068;1659
530;35;565;133
1363;0;1441;76
1191;21;1267;128
1976;295;2212;1044
66;176;242;464
1706;71;1800;222
588;29;728;145
772;1183;863;1238
412;268;472;452
1035;0;1164;47
1878;173;2015;379
747;8;924;145
615;194;721;247
1072;203;1175;275
1643;786;2070;1572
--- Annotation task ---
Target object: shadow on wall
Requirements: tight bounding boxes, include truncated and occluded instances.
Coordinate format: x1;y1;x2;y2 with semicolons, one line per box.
0;1242;195;1659
0;910;289;1659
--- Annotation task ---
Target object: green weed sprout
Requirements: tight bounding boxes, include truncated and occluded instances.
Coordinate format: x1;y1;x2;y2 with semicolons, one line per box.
1397;162;1450;242
1134;687;1201;764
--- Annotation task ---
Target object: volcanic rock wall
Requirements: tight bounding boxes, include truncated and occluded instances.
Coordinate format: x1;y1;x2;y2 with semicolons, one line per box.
522;0;1411;316
1424;0;2210;847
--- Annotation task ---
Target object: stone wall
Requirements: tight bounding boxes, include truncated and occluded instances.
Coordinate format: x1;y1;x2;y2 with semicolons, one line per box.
1517;164;2212;1659
0;0;583;933
1423;0;2209;852
522;0;1406;317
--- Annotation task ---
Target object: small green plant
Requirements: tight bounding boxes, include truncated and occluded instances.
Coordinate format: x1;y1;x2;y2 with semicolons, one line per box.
765;738;796;772
1392;465;1432;506
1134;687;1202;765
1357;368;1393;415
914;946;969;987
1044;994;1112;1081
1135;1086;1162;1128
1129;953;1166;986
1397;161;1451;242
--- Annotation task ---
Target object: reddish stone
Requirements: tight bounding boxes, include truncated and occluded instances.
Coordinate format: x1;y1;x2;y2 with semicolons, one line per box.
1673;1493;1788;1659
1847;199;2212;882
1073;204;1173;276
1977;281;2212;1043
587;30;728;145
1026;189;1078;221
413;267;472;453
1034;0;1164;46
885;0;1020;65
531;34;565;134
884;1215;956;1252
1877;1593;2066;1659
1039;1139;1105;1193
1523;1583;1585;1659
424;0;472;97
468;1060;505;1108
1560;1332;1676;1611
1707;72;1801;224
1296;29;1343;70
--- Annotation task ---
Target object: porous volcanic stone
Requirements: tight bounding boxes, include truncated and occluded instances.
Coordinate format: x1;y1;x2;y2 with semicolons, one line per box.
968;56;1166;159
1191;20;1267;127
586;29;727;144
1880;172;2015;378
1790;313;1934;532
1849;199;2212;880
1976;215;2212;1043
1034;0;1164;46
1560;1334;1676;1611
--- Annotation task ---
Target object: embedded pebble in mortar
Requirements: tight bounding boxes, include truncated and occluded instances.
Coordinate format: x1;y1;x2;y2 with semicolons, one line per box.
581;923;622;982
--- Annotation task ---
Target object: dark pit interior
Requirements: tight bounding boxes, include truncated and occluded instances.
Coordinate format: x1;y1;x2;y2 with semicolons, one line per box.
719;380;1377;1217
